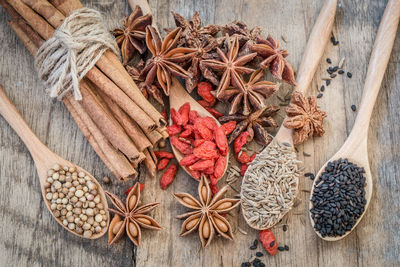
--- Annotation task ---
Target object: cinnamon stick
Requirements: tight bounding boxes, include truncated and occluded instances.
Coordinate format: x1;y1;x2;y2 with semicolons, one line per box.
22;0;64;28
143;148;156;177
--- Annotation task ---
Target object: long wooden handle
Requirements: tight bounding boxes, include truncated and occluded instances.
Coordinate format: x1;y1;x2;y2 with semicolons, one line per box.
0;84;48;160
351;0;400;135
295;0;337;94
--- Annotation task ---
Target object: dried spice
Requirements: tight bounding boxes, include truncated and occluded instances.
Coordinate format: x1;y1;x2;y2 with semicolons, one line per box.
174;176;240;247
140;26;197;96
249;35;297;85
106;183;161;246
283;91;327;145
219;105;279;146
200;37;257;97
217;69;280;115
222;20;262;55
160;164;178;189
259;229;277;255
113;6;152;64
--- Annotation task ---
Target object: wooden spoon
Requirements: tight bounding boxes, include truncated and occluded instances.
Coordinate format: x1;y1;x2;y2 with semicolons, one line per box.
309;0;400;241
241;0;338;230
128;0;229;179
0;85;109;239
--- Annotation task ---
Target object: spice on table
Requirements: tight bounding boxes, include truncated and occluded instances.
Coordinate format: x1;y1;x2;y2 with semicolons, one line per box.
256;252;264;257
347;72;353;78
326;79;331;86
338;70;345;74
259;229;278;255
310;158;366;237
154;151;175;159
44;164;108;238
320;85;325;92
351;105;357;111
305;172;315;180
174;176;240;247
160;164;178;190
125;182;145;195
317;93;323;98
326;58;332;64
283;224;288;232
106;183;161;246
102;176;111;184
157;158;170;170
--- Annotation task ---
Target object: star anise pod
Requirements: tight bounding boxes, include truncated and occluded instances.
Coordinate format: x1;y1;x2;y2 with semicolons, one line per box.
283;91;327;145
222;21;262;55
200;37;257;98
113;6;152;65
140;26;197;96
249;35;297;86
219;105;280;146
174;176;240;248
106;183;161;246
170;11;221;47
217;69;280;115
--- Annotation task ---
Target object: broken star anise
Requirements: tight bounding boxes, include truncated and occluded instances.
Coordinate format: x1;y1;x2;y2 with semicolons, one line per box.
219;105;280;146
217;69;280;115
106;183;161;246
113;6;152;65
140;26;197;96
174;176;240;248
171;11;221;47
283;91;327;145
200;37;257;98
222;20;262;55
249;35;297;86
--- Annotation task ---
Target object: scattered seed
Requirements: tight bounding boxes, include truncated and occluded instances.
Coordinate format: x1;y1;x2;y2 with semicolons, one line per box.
326;58;332;64
326;80;331;86
338;70;345;74
320;85;325;92
283;224;287;232
278;246;285;251
330;74;337;78
270;241;275;247
238;227;248;235
347;72;353;78
256;252;264;257
284;245;290;251
338;57;346;69
102;176;111;184
317;93;323;98
241;262;251;267
332;66;338;72
351;105;357;111
305;172;315;180
303;152;311;157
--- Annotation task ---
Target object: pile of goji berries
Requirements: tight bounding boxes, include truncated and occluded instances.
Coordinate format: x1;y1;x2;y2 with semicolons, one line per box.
196;82;223;118
167;102;233;195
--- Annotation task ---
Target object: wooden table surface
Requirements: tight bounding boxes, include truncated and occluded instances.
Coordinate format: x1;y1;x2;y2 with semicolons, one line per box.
0;0;399;266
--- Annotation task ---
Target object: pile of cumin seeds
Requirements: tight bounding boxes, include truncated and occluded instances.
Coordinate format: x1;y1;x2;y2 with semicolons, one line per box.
241;141;302;229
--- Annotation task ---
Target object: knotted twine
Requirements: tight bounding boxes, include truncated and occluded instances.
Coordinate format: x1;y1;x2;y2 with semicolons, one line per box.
34;8;119;101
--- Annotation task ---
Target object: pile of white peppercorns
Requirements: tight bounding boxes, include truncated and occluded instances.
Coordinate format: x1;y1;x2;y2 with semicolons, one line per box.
44;164;108;238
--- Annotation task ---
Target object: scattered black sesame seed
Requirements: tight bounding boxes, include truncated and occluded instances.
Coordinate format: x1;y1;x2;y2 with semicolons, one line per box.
256;252;264;257
270;241;275;247
326;80;331;86
327;58;332;64
278;246;286;251
332;66;339;72
347;72;352;78
242;263;251;267
333;40;339;45
283;225;288;232
338;70;345;74
259;263;265;267
320;85;325;92
330;36;336;44
330;74;337;78
351;105;357;111
317;93;323;98
250;245;257;250
305;172;316;180
303;151;311;157
284;245;290;251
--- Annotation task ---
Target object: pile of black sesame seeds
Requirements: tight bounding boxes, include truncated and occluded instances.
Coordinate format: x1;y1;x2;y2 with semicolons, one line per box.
310;158;367;237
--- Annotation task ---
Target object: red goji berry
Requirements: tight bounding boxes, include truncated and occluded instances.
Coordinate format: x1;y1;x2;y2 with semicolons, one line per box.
180;129;192;138
167;124;182;136
259;229;278;256
214;156;226;179
210;183;219;196
197;82;216;104
206;107;223;118
160;164;178;190
193;139;206;147
220;121;237;135
195;117;218;131
237;150;251;164
189;159;214;171
209;174;218;185
194;120;213;140
170;108;182;125
250;153;258;161
204;167;214;175
198;100;215;108
234;131;249;154
157;158;170;170
154;151;175;159
215;127;228;156
188;169;201;180
189;110;199;124
240;164;249;176
178;102;190;126
193;141;218;160
125;182;145;195
160;110;167;121
193;129;202;140
180;154;198;166
170;136;193;155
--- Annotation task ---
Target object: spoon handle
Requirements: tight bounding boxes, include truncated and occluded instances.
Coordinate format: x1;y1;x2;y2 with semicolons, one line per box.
0;85;49;162
295;0;338;94
350;0;400;136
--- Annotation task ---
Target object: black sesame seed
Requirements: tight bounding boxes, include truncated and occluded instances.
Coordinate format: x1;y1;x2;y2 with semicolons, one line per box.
250;245;257;250
333;40;339;46
284;245;289;251
330;36;336;44
347;72;352;78
256;252;264;257
259;263;265;267
338;70;345;74
278;246;285;251
270;241;275;247
351;105;356;111
320;85;325;92
330;74;337;78
327;58;332;64
326;80;331;86
332;66;338;72
283;224;288;231
317;93;323;98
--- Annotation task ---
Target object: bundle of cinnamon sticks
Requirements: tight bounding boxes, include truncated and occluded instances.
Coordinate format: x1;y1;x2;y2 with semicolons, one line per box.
0;0;168;180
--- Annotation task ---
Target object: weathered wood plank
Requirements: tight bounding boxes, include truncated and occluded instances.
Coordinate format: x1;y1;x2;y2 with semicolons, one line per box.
0;0;399;266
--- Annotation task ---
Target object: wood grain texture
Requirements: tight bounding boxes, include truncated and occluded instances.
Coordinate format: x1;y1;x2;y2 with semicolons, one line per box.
0;0;399;266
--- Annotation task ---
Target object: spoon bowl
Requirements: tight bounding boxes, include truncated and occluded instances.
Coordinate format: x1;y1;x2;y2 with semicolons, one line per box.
0;85;109;239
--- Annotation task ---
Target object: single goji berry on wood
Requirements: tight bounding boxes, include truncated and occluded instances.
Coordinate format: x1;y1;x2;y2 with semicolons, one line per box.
193;139;206;147
188;169;201;180
178;102;190;126
198;100;215;108
180;154;198;166
189;159;214;171
170;108;182;125
237;151;251;164
234;131;249;154
167;124;182;136
160;164;178;190
154;151;175;159
206;107;223;118
194;121;213;140
220;121;237;135
259;229;278;256
189;110;199;124
197;82;216;104
125;182;145;195
240;164;249;176
170;136;193;155
215;127;228;156
157;158;170;170
214;156;226;179
193;141;218;160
